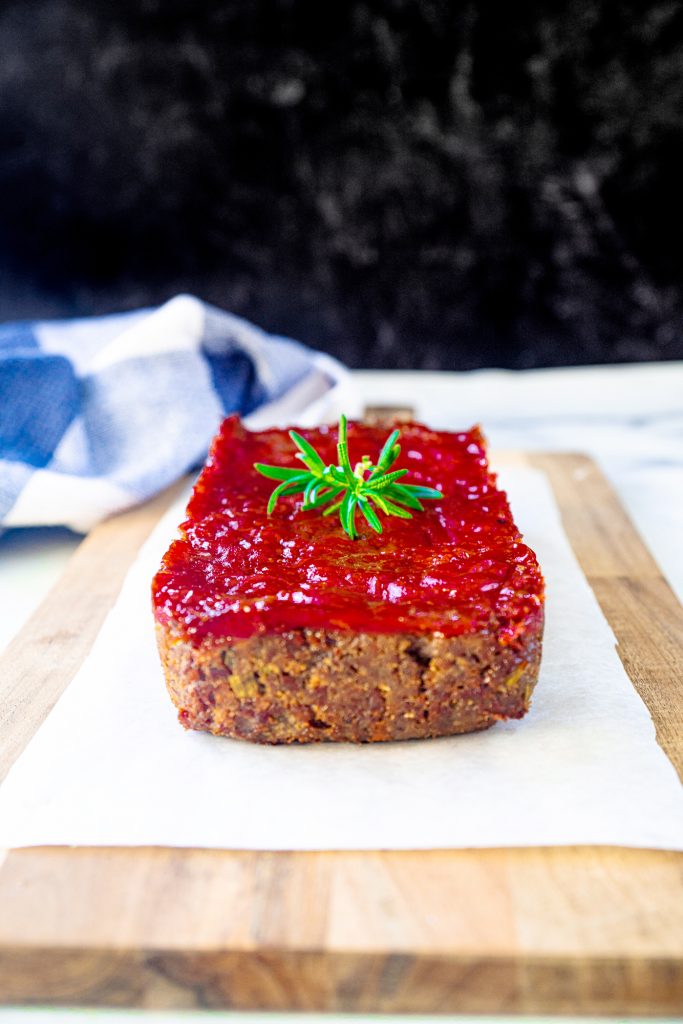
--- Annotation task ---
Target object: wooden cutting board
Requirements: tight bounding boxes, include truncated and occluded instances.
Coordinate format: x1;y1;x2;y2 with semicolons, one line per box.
1;451;682;1015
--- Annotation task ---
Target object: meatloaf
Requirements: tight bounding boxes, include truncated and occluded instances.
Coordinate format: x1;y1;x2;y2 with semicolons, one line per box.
152;416;545;743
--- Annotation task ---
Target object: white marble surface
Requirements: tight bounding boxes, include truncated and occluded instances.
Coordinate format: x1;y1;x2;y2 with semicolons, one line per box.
0;526;80;652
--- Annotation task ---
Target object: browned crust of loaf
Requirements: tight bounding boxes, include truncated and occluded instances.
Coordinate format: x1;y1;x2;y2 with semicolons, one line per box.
155;619;544;744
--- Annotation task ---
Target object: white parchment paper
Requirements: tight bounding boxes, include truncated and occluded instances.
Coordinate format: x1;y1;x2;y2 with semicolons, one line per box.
1;468;682;851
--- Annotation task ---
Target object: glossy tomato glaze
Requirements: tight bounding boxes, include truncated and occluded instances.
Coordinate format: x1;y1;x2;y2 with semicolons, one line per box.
152;416;544;646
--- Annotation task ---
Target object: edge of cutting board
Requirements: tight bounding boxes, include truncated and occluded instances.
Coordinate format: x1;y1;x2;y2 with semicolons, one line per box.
0;451;682;1014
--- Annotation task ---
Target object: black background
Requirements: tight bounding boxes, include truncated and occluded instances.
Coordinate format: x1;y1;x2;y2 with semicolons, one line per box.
1;0;682;369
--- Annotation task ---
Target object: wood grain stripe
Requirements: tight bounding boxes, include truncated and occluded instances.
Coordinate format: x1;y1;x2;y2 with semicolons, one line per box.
0;453;681;1013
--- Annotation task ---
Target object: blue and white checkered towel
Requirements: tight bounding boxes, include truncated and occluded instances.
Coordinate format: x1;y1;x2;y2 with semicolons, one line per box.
0;294;347;532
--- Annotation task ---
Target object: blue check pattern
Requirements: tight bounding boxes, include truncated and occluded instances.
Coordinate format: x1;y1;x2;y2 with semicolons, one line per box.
0;295;343;531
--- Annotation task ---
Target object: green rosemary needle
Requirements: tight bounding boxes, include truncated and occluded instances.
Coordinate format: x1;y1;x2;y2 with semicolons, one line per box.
254;415;443;540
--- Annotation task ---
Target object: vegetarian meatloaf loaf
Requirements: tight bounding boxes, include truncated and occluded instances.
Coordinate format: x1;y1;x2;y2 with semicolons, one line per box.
152;416;545;743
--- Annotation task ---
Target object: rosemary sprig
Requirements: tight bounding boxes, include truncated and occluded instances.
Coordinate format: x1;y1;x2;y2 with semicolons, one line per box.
254;415;443;540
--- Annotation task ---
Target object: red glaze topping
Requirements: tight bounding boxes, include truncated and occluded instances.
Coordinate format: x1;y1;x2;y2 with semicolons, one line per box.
152;417;544;646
